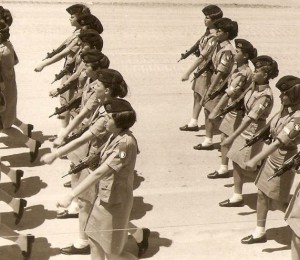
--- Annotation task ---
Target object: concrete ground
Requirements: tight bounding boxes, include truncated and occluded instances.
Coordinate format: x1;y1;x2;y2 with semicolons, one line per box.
0;1;299;259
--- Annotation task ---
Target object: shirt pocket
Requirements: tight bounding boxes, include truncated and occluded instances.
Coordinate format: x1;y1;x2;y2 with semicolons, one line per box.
99;180;112;203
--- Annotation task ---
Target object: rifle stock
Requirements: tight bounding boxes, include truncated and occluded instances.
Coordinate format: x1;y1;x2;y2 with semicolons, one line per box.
178;40;200;62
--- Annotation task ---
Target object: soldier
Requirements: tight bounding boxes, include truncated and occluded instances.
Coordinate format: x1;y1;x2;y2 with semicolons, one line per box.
56;98;139;260
219;55;278;207
193;17;238;150
207;39;257;179
0;21;40;162
180;4;223;131
241;76;300;244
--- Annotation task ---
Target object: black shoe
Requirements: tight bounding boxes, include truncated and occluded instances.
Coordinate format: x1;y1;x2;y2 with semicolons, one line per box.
15;199;27;225
219;199;244;208
30;141;41;163
22;234;35;258
13;170;24;192
26;124;34;138
193;143;214;150
60;245;91;255
207;171;230;179
179;125;199;132
241;234;267;244
63;181;71;188
137;228;150;257
57;210;79;219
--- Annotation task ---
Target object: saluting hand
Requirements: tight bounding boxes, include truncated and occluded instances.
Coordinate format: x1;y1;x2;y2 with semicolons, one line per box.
40;153;57;164
56;193;73;209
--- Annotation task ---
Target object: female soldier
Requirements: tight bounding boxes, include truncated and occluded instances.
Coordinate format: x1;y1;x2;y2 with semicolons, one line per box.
34;5;97;128
193;17;238;150
0;21;40;162
219;55;278;207
180;4;223;131
241;76;300;244
56;98;138;260
41;69;149;256
207;39;257;179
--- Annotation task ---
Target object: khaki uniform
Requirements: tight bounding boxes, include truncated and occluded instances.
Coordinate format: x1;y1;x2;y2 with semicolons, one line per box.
256;108;300;202
85;130;138;255
192;29;216;96
219;63;252;136
227;84;273;172
204;40;235;112
0;41;19;129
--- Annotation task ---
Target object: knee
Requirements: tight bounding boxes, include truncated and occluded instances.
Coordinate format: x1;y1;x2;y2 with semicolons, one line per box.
193;92;201;101
257;190;267;203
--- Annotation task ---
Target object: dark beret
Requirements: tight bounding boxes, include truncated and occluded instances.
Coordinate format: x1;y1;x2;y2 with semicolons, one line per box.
104;98;133;113
97;69;123;85
235;39;253;50
252;55;274;69
81;49;104;63
79;29;103;48
202;5;223;20
213;18;238;40
66;4;90;15
0;7;13;26
77;14;103;34
276;75;300;92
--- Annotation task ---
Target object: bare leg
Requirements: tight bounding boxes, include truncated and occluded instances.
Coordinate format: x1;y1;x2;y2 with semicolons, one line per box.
191;92;202;124
89;237;106;260
292;232;300;260
77;198;91;243
221;133;229;166
257;189;269;228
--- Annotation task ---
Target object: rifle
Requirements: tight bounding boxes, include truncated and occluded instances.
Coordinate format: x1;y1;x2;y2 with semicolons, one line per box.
178;40;200;62
51;63;75;84
239;124;272;151
191;60;213;82
51;80;78;98
57;125;89;148
268;151;300;181
61;150;102;178
43;44;66;61
214;98;244;119
203;82;228;104
49;96;82;118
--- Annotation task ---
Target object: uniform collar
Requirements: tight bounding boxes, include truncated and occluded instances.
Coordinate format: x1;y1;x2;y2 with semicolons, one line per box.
255;84;268;92
219;40;230;48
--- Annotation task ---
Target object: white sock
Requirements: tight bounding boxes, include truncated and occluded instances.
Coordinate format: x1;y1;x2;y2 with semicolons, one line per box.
229;193;243;203
73;238;89;249
252;226;266;238
202;137;213;147
218;165;228;174
132;228;143;243
187;118;198;127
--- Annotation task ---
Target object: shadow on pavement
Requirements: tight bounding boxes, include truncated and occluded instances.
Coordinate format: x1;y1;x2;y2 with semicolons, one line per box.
0;237;60;260
130;196;153;221
1;147;51;167
1;205;56;231
0;176;47;198
263;225;292;253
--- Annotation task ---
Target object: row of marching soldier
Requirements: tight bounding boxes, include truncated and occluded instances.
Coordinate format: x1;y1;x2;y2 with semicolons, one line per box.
179;4;300;260
0;3;150;260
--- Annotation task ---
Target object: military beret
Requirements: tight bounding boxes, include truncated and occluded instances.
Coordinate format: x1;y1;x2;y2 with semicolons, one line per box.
235;39;253;50
0;7;13;26
104;98;133;113
97;69;123;85
66;4;90;15
275;75;300;92
79;29;103;48
202;5;223;19
213;18;238;40
81;49;104;63
77;14;103;34
252;55;274;69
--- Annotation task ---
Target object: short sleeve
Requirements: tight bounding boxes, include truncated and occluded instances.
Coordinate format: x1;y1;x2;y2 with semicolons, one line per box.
201;38;217;59
104;142;128;173
89;117;107;138
84;92;99;111
217;51;234;74
247;96;272;120
226;74;248;98
277;117;300;144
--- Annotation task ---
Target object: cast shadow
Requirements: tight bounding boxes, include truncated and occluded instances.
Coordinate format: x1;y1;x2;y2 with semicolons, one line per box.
133;170;145;190
130;196;153;221
1;205;57;231
1;147;51;167
262;225;292;253
0;237;60;260
0;176;47;198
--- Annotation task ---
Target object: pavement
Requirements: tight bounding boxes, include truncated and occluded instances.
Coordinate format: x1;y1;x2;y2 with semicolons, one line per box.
0;1;299;260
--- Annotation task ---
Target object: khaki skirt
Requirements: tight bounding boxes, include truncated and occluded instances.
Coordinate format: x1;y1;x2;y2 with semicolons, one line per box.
219;110;244;136
192;70;212;97
285;182;300;237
